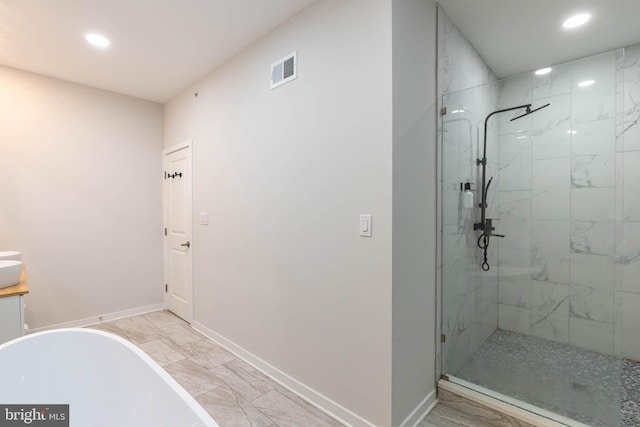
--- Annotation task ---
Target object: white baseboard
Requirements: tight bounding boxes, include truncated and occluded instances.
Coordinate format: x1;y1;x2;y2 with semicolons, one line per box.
192;321;376;427
398;389;438;427
26;303;165;333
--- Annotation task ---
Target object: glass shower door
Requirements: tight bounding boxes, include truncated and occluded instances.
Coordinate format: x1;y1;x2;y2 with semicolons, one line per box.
440;85;499;379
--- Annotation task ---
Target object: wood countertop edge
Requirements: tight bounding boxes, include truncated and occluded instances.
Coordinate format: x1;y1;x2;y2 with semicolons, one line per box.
0;264;29;298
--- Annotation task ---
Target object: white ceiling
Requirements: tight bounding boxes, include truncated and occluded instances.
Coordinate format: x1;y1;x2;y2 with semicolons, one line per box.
437;0;640;78
0;0;316;103
4;1;640;103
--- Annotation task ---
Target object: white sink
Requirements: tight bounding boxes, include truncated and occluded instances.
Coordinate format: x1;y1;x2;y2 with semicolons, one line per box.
0;260;23;289
0;251;21;261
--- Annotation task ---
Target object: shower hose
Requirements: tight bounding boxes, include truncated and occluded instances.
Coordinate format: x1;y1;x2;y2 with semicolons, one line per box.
477;233;490;271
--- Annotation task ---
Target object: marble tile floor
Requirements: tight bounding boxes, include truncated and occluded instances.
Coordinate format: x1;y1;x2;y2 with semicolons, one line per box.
87;310;345;427
88;310;520;427
455;329;640;427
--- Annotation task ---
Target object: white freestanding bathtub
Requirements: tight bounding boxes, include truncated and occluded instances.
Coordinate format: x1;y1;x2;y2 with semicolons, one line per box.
0;328;219;427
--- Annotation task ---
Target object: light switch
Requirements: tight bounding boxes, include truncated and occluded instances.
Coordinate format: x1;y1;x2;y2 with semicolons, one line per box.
360;214;372;237
199;211;209;225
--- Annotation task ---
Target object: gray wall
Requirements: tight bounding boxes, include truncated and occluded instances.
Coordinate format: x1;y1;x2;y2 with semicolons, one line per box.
392;0;437;425
164;1;394;425
0;65;164;329
165;0;443;424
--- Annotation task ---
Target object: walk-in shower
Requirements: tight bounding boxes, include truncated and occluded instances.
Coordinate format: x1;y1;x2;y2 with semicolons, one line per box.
440;44;640;427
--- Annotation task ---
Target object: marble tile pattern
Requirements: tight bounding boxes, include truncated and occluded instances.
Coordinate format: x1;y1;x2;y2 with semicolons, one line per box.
498;135;532;192
531;220;570;284
531;93;571;160
571;254;615;328
571;51;616;124
571;119;615;189
438;5;506;379
530;280;569;338
498;74;532;136
619;222;640;295
615;48;626;153
497;191;531;250
440;69;500;375
620;77;640;152
571;220;615;256
490;43;640;356
437;7;495;95
621;292;640;360
497;248;532;310
571;187;616;222
88;311;344;427
569;317;615;355
438;29;640;427
532;63;570;101
531;158;570;220
623;151;640;221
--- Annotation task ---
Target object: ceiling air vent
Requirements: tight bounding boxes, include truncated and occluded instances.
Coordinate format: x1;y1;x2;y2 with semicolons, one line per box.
271;51;297;89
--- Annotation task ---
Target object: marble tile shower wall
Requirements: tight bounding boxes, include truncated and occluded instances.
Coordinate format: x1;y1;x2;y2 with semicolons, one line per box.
441;84;499;375
438;6;500;376
496;44;640;360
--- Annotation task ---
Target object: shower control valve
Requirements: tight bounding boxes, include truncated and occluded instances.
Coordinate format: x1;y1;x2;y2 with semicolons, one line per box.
474;218;503;234
485;219;506;238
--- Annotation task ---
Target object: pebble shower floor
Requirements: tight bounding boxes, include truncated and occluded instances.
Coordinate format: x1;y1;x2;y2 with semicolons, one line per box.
454;329;640;427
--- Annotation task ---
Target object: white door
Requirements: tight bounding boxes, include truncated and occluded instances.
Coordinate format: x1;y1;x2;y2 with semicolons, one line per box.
163;141;193;323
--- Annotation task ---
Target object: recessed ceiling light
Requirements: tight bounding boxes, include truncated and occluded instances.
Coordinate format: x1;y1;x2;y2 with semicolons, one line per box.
578;79;595;87
535;67;552;76
85;33;110;48
563;13;591;29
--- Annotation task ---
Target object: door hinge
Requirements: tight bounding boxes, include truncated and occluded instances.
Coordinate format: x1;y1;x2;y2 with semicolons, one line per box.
164;227;167;236
165;284;168;293
164;171;167;179
440;106;447;116
440;334;446;343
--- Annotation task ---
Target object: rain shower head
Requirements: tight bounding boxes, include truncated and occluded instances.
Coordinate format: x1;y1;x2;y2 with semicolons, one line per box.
510;103;550;121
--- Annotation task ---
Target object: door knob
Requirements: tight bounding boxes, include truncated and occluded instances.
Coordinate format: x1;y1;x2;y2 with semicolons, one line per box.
181;241;190;248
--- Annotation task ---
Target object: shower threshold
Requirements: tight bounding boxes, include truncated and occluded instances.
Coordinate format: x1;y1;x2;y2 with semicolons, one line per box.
439;376;588;427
